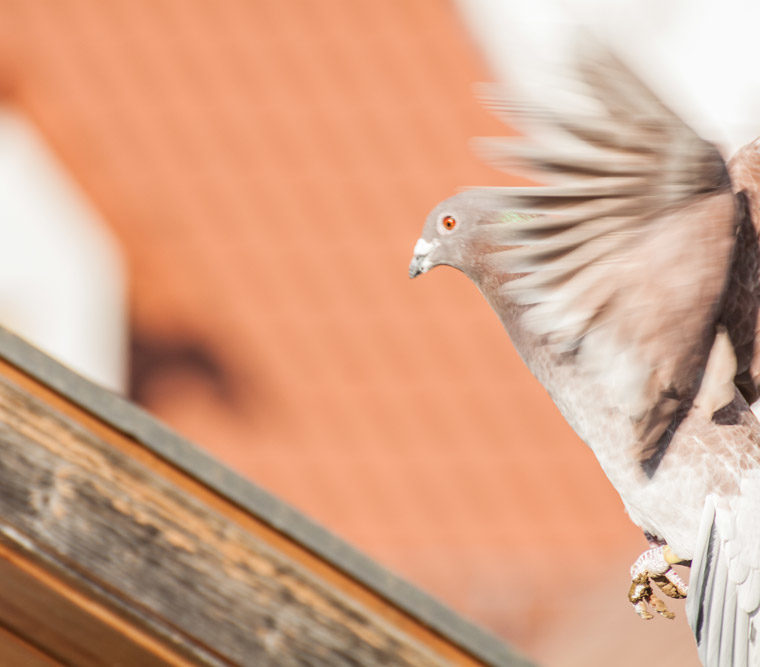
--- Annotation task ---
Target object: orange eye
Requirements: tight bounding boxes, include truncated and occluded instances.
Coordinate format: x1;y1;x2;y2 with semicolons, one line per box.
442;215;457;231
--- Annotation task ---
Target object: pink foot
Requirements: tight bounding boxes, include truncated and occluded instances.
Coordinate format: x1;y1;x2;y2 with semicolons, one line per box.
628;546;688;620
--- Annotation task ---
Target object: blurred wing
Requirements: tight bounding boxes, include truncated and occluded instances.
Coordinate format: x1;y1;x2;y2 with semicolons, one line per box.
688;472;760;665
477;45;739;462
724;144;760;406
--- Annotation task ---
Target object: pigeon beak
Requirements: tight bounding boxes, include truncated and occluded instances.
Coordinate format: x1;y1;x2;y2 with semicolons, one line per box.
408;256;425;279
409;238;438;278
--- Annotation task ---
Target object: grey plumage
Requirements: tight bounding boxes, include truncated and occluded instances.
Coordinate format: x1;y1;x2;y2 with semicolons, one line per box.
410;43;760;665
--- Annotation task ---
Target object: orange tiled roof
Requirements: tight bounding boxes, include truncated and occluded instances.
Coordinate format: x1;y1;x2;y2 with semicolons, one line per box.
0;1;697;661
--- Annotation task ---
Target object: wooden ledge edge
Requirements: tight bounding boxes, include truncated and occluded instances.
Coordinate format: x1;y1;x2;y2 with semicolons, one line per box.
0;327;534;667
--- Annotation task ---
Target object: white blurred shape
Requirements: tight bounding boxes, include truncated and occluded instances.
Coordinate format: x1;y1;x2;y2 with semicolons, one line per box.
0;107;127;392
455;0;760;153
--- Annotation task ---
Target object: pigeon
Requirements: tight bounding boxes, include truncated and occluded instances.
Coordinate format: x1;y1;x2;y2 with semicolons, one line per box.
409;44;760;665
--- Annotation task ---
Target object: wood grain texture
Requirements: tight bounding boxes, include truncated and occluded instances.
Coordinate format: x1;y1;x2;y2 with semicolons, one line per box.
0;374;458;666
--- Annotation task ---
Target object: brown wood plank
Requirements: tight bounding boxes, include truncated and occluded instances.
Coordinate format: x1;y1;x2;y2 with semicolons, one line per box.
0;622;60;667
0;367;478;666
0;540;183;666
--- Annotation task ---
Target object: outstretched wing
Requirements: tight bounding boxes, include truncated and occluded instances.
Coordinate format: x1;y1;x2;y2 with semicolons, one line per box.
477;44;740;462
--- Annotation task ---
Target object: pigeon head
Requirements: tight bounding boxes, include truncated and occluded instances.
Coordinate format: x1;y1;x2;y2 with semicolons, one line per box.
409;189;509;280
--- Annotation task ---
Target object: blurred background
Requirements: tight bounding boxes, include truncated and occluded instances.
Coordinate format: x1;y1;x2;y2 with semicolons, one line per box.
5;0;756;664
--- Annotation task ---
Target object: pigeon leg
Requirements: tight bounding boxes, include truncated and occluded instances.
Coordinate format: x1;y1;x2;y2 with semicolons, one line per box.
628;545;688;620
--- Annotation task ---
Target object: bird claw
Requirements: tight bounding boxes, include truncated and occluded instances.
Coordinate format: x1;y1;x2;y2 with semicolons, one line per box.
628;546;688;620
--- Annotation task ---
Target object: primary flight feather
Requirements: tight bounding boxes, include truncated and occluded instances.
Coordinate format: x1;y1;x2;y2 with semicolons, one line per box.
410;43;760;665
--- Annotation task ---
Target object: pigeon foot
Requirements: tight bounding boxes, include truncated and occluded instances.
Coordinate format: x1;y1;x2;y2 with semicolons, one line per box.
628;545;688;620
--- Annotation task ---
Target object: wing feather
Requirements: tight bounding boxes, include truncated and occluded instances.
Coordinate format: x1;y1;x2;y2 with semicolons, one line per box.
725;147;760;405
475;44;739;460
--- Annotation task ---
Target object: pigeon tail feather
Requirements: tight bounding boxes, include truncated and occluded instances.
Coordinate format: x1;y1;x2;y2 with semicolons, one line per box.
688;496;760;665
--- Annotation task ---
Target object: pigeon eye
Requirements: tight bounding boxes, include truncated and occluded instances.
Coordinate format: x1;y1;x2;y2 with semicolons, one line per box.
441;215;457;232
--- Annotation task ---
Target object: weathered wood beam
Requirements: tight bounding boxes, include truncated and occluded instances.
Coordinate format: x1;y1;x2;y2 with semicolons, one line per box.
0;328;533;666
